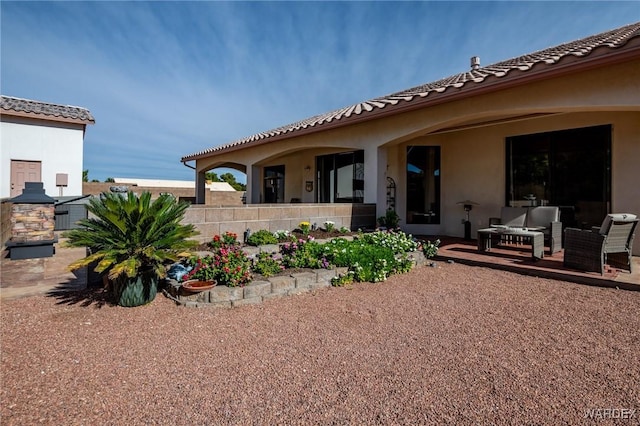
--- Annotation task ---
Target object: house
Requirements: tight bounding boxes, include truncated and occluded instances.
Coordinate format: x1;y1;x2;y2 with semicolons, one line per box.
82;178;244;206
181;22;640;253
1;95;95;199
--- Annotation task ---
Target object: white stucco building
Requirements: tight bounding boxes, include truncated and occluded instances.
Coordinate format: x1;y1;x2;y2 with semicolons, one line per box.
0;96;95;199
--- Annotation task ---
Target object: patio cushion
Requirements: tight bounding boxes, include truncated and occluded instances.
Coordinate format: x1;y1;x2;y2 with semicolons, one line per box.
499;207;527;227
525;206;560;228
598;213;638;235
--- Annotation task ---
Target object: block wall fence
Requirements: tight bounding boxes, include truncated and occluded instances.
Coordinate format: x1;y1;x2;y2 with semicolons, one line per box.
181;203;377;243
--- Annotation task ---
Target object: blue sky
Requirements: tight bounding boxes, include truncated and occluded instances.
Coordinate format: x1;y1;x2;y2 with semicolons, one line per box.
2;1;638;184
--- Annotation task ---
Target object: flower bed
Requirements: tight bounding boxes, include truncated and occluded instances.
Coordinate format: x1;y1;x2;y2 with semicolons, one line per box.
164;229;439;308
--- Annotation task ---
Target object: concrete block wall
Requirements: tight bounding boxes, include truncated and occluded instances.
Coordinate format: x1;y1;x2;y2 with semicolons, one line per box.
182;203;377;243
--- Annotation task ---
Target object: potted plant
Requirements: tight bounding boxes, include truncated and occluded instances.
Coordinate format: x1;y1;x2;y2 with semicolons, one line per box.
64;191;199;307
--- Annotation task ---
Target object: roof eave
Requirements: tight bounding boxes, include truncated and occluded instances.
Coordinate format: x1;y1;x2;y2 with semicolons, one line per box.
0;109;96;125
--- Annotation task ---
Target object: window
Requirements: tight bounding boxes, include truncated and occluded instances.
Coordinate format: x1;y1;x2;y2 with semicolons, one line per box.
316;151;364;203
506;125;611;228
406;146;441;224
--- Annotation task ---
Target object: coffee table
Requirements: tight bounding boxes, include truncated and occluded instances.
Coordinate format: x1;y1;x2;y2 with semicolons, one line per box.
477;228;544;260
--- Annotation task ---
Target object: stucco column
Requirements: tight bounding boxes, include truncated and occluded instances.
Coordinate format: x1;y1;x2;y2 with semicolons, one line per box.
195;169;206;204
364;147;380;210
249;164;261;204
363;147;386;217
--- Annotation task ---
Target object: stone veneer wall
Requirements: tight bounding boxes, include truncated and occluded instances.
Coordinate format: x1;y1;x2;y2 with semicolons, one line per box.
10;203;55;242
181;203;377;243
166;243;427;308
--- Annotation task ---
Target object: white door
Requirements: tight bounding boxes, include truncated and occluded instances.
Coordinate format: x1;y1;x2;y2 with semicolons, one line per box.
10;160;41;197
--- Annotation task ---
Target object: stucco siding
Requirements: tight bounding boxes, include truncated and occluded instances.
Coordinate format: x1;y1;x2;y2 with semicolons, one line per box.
1;117;85;198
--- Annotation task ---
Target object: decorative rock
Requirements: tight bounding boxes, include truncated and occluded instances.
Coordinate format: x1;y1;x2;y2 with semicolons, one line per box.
289;287;312;296
232;297;263;307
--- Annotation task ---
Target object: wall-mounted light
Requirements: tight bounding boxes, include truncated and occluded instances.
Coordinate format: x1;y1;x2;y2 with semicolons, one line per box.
305;181;313;192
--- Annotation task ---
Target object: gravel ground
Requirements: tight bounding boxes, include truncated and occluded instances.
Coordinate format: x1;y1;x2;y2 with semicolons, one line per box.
1;262;639;425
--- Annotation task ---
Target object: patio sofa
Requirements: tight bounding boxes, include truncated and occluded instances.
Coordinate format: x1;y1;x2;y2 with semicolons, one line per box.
489;206;562;254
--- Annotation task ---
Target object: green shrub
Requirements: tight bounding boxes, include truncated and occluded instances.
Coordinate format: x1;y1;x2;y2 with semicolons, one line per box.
252;252;284;277
421;239;440;259
246;229;278;246
209;231;240;250
273;230;296;243
184;246;252;287
359;230;419;254
331;271;355;287
280;237;329;269
377;209;400;229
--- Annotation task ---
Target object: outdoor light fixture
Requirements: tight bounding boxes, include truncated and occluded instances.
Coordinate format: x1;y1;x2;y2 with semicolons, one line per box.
457;200;479;240
305;181;313;192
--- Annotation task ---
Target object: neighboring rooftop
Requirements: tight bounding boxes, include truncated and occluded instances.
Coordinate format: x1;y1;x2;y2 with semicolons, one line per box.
113;178;237;192
0;95;95;125
183;21;640;161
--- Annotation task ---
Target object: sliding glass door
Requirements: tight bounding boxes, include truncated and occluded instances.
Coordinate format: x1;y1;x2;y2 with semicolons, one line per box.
506;125;611;228
316;151;364;203
406;146;441;224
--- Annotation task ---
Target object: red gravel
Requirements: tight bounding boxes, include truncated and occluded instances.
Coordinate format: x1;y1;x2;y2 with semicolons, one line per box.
1;263;639;425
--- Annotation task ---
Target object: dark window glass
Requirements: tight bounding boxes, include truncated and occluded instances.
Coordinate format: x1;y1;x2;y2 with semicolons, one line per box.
406;146;441;224
506;125;611;228
264;165;285;203
316;150;364;203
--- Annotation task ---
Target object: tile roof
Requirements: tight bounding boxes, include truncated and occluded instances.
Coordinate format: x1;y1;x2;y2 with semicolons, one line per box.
185;21;639;161
0;95;95;124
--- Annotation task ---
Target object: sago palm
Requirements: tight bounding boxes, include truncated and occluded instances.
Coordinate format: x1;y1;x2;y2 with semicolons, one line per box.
64;191;199;281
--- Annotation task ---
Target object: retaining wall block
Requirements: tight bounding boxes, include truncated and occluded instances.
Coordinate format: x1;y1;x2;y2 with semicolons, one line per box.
335;267;349;276
243;280;272;298
269;276;296;294
179;290;210;304
232;297;263;307
315;269;337;283
209;286;244;302
242;246;260;257
292;272;316;288
258;244;280;254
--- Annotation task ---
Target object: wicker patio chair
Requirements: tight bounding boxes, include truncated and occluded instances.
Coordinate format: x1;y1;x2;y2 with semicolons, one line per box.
563;213;638;275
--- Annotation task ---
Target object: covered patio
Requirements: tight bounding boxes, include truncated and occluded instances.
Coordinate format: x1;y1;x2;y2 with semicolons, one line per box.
430;236;640;291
